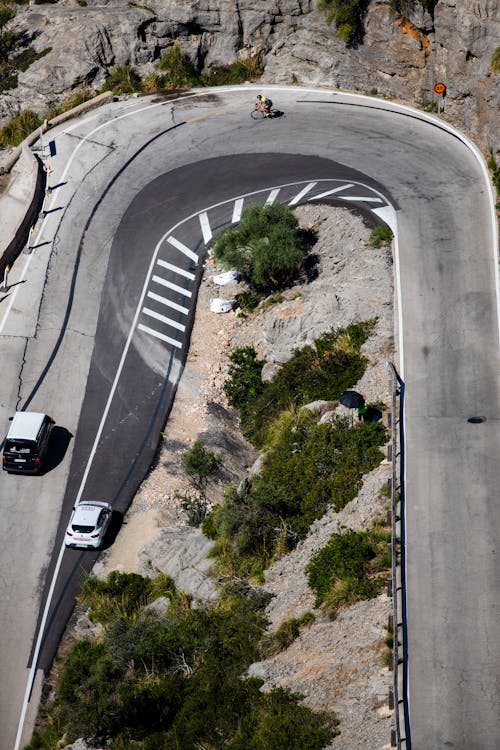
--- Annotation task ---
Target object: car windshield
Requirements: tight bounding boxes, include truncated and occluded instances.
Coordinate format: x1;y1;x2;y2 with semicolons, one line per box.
72;524;95;534
4;440;35;454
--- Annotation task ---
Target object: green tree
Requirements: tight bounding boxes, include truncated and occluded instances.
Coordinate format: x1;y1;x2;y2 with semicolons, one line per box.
182;440;221;490
178;440;222;525
0;3;17;91
213;203;308;293
34;577;336;749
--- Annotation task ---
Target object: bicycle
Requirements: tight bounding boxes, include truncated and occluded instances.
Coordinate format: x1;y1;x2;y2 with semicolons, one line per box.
251;102;274;120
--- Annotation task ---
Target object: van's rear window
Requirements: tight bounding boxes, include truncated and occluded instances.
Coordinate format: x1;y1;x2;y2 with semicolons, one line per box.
4;440;35;454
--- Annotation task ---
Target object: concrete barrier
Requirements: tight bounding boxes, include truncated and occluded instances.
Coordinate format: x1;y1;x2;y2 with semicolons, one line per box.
0;147;45;276
0;90;114;273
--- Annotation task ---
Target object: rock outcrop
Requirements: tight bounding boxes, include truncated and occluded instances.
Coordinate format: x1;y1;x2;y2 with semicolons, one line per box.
1;0;498;153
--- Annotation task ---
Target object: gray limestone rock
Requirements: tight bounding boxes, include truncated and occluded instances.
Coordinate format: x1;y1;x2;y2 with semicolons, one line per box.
2;1;498;152
138;525;218;602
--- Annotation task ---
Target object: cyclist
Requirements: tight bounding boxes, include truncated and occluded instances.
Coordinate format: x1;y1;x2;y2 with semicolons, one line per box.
256;94;273;117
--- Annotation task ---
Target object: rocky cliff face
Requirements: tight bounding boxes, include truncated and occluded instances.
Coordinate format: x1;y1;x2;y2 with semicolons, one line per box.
2;0;499;152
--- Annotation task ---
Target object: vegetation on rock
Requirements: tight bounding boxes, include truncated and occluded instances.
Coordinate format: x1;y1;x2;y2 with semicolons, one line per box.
0;108;41;147
370;225;393;248
26;575;338;749
102;64;143;95
177;440;222;525
224;323;375;446
318;0;370;45
213;203;309;294
491;47;500;73
306;521;391;614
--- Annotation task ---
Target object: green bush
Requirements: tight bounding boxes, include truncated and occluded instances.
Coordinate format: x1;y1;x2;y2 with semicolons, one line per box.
158;43;199;88
235;290;260;312
370;225;393;248
306;524;391;614
492;47;500;72
225;323;374;446
318;0;370;45
102;64;142;94
79;571;177;623
34;578;337;748
260;612;315;658
178;440;222;525
46;86;95;119
0;108;41;147
183;440;221;485
201;55;263;85
213;203;308;294
487;151;500;194
224;345;266;428
211;411;386;577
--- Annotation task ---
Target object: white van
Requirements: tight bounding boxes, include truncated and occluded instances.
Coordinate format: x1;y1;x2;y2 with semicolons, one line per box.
2;412;54;474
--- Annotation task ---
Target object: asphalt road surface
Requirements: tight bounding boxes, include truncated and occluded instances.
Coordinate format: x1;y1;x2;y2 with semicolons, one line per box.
0;87;497;750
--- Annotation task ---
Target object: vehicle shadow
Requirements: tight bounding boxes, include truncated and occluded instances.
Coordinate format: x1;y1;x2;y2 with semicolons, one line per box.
42;426;73;474
102;510;124;550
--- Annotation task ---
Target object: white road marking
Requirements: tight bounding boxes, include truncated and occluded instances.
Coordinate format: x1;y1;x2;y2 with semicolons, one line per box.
11;88;498;750
311;183;354;200
341;195;383;203
373;206;398;235
142;307;186;332
232;198;244;223
157;258;195;280
138;324;182;348
147;291;189;315
199;212;212;244
166;236;198;263
266;188;280;204
152;275;192;298
288;181;317;206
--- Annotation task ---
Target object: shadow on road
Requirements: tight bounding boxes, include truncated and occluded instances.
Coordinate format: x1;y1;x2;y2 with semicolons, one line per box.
102;510;124;549
42;425;73;474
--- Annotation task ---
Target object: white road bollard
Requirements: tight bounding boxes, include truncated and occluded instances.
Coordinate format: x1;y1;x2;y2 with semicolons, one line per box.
28;225;35;251
1;265;10;292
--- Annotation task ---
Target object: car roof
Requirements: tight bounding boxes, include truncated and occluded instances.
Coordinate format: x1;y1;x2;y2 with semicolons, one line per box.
73;502;111;523
6;412;47;441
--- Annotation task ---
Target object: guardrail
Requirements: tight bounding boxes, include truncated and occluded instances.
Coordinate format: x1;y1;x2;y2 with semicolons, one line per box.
388;361;411;748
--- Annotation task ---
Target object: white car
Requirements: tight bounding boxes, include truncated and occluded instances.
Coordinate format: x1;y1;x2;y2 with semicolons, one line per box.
65;501;113;549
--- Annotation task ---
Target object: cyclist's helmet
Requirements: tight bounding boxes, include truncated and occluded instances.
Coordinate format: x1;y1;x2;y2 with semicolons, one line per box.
256;94;262;100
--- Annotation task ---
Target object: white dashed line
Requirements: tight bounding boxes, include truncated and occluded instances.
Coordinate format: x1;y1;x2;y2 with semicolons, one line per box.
152;275;192;298
166;236;199;263
142;308;186;332
147;291;189;315
311;183;354;200
157;258;195;280
232;198;244;223
138;324;182;347
288;182;317;206
341;196;383;203
266;188;280;204
199;212;212;244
